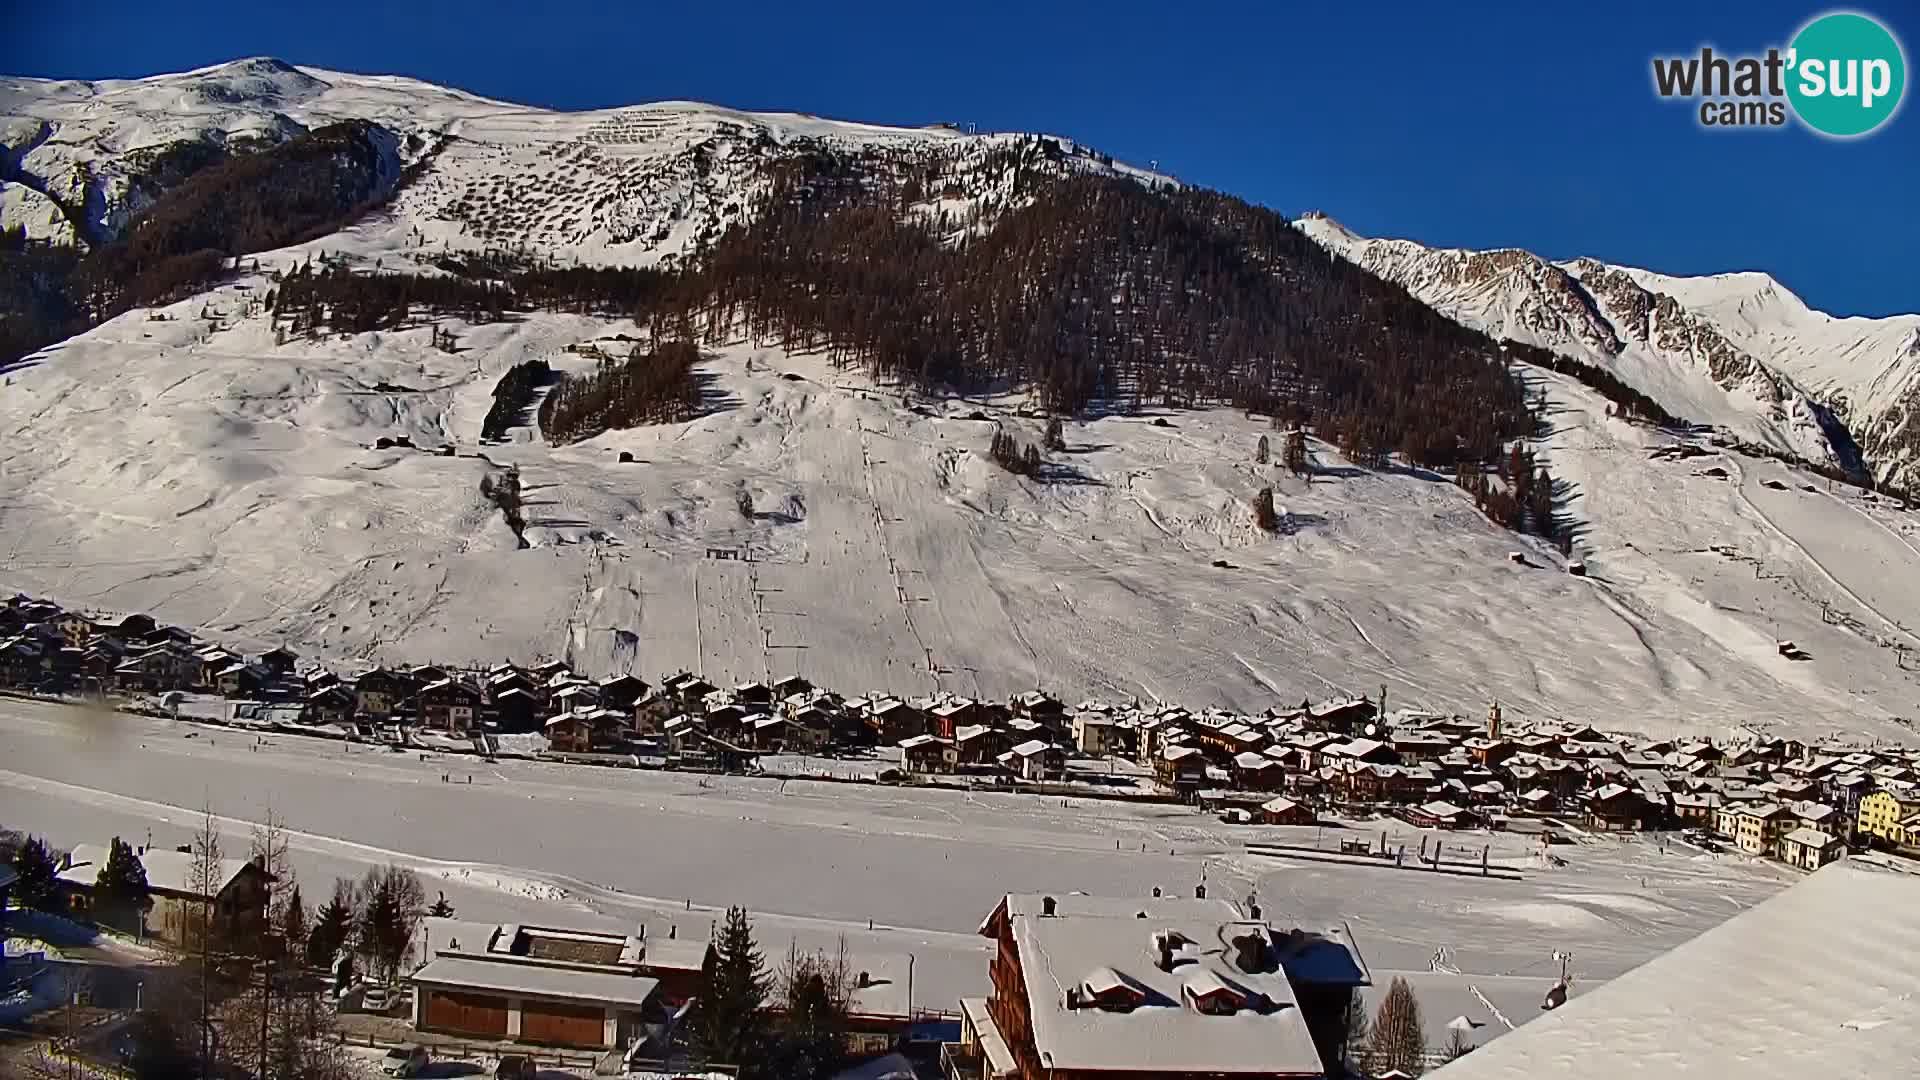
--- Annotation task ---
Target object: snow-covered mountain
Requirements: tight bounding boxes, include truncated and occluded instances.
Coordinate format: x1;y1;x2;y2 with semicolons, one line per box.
3;59;1919;743
1296;212;1920;492
0;57;1163;260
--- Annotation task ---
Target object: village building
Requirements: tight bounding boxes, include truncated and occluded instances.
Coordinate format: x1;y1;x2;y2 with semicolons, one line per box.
1157;745;1206;794
663;673;717;710
1259;797;1314;826
1776;827;1845;871
901;734;959;775
1857;790;1915;847
258;645;300;677
868;697;926;743
1004;740;1068;783
1231;752;1288;792
971;892;1369;1080
597;674;650;712
304;684;355;727
1073;711;1125;758
1388;730;1453;763
411;934;664;1050
956;724;1008;766
491;686;542;733
416;677;483;733
1583;784;1652;832
1011;691;1069;736
1305;696;1377;734
56;843;273;949
353;668;411;719
1405;800;1475;830
112;642;200;692
1717;802;1795;856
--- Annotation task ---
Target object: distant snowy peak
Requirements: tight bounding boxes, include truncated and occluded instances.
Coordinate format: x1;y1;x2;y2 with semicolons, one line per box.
1297;212;1920;488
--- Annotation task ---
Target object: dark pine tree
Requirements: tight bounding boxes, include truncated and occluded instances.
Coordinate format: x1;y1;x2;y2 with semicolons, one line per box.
694;906;772;1070
10;835;60;912
306;878;354;971
280;883;308;954
94;837;151;934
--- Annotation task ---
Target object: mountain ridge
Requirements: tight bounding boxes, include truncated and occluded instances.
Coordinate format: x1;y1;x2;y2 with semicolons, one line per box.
1295;211;1920;492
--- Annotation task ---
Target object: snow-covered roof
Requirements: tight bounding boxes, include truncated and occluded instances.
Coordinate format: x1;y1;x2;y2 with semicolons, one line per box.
1779;827;1838;848
1009;914;1324;1074
1428;859;1920;1080
412;954;659;1008
57;843;259;898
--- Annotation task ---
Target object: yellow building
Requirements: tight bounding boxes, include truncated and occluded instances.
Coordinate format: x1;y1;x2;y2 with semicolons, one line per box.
1721;803;1791;855
1857;791;1912;845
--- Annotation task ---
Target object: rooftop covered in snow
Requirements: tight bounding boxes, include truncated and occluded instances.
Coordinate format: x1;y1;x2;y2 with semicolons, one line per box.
1429;857;1920;1079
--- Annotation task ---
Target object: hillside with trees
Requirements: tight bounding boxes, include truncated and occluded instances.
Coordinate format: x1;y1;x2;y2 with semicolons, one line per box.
4;127;1636;542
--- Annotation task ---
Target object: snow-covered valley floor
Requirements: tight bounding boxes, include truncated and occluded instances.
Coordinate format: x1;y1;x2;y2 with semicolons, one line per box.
0;698;1803;1048
3;220;1918;741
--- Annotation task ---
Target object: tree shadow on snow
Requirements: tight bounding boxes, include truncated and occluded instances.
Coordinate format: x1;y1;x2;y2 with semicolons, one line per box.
688;368;742;421
1037;460;1106;487
1552;477;1591;550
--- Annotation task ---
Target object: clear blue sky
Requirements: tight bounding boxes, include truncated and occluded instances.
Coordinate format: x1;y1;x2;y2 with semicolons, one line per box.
8;1;1916;316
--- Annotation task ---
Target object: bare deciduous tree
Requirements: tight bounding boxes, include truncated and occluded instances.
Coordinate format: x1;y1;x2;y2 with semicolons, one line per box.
1366;975;1427;1076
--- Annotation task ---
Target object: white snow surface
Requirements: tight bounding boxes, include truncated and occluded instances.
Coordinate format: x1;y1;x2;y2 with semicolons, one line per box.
1429;858;1920;1079
4;247;1920;739
1297;213;1920;491
0;699;1806;1047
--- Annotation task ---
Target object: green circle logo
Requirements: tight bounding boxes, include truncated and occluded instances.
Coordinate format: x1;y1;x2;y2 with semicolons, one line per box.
1787;12;1906;137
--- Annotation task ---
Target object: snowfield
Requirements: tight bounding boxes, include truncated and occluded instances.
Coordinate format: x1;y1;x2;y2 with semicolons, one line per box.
2;229;1918;741
0;698;1803;1048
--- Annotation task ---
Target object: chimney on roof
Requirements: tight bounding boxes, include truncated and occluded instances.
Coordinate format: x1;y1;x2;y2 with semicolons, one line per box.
857;971;873;989
1230;932;1267;974
1151;886;1162;898
1153;931;1176;972
1194;882;1207;900
1041;895;1057;917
